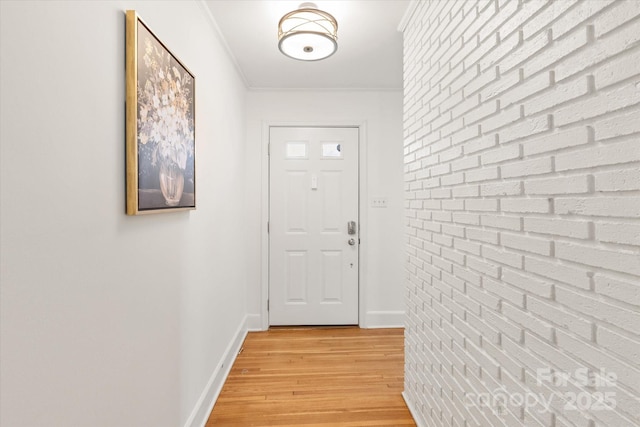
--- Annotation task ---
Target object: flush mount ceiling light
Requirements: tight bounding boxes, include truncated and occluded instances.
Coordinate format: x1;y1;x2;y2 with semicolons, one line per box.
278;2;338;61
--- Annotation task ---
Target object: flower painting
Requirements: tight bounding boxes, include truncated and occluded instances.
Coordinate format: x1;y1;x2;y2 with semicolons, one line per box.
126;10;195;215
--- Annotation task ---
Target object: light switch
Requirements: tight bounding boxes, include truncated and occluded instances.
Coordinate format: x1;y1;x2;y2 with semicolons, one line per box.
371;197;388;208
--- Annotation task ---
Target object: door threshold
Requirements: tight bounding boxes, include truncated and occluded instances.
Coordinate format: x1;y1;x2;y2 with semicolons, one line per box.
268;324;359;331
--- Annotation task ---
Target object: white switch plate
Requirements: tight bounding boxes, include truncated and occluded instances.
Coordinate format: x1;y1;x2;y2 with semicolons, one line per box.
371;197;388;208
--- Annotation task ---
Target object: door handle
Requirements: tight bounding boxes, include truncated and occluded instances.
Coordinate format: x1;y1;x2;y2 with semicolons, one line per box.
347;221;357;235
348;238;356;246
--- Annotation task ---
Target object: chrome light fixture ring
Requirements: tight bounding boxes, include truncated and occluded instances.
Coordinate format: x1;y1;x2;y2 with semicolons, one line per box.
278;31;338;61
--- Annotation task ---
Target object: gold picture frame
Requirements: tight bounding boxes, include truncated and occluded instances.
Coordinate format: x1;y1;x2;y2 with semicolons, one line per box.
126;10;196;215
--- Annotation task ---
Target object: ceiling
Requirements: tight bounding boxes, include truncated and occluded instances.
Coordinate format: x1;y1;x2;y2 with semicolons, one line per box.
204;0;410;90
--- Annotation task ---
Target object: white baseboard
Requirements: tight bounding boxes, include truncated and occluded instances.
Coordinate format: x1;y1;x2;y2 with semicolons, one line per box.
183;315;249;427
245;313;263;331
363;310;405;328
402;391;426;427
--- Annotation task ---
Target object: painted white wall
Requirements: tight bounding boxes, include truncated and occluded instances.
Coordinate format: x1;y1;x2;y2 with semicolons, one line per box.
0;1;248;426
402;1;640;426
245;91;405;328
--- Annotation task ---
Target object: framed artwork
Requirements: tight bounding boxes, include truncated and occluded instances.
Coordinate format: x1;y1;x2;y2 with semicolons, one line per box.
125;10;195;215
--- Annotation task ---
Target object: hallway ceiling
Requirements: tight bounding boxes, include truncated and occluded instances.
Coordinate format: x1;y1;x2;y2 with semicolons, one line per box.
204;0;410;90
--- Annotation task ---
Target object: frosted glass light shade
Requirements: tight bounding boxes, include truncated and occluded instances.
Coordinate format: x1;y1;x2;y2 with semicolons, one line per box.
278;6;338;61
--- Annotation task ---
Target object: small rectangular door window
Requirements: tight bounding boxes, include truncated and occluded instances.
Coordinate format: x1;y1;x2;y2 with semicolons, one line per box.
321;142;343;158
286;141;308;159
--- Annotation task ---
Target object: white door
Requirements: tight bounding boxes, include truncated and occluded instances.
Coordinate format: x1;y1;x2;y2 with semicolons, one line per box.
269;127;359;325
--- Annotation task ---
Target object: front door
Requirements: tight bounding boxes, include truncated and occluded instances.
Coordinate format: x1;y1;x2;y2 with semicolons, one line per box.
269;126;359;325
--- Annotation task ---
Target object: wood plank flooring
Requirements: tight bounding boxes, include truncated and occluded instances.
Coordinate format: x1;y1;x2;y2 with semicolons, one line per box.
205;327;416;426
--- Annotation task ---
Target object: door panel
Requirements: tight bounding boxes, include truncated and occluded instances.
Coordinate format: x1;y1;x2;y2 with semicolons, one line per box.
321;250;343;302
286;251;307;303
321;171;342;232
269;127;359;325
285;171;307;232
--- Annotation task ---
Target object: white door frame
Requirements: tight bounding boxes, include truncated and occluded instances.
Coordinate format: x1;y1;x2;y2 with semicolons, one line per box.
259;120;370;331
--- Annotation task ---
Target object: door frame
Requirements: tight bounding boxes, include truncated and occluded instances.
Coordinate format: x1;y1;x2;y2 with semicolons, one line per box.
259;121;370;330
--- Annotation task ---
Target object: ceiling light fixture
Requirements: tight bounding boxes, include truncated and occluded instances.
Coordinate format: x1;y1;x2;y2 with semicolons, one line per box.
278;2;338;61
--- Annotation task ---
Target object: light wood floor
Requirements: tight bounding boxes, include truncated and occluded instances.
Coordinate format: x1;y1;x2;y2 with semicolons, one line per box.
205;326;416;426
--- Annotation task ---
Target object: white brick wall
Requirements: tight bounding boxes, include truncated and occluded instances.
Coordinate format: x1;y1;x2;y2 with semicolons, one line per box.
402;1;640;426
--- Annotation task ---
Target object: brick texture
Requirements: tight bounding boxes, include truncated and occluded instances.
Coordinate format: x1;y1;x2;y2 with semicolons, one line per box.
402;1;640;426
